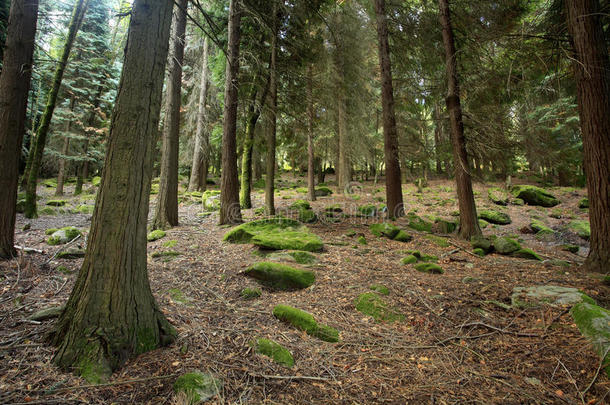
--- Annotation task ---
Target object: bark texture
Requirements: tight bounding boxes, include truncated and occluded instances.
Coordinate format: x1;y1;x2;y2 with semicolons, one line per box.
188;36;210;192
0;0;38;259
152;0;187;230
24;0;89;218
50;0;175;381
438;0;481;239
374;0;404;218
219;0;243;225
566;0;610;273
265;7;278;216
307;64;316;202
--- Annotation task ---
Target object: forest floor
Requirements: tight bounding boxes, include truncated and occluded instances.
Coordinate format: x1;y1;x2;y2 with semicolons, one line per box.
1;175;609;404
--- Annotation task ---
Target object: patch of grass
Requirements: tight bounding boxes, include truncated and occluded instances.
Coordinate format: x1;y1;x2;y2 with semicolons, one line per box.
355;292;404;322
272;305;339;342
370;284;389;295
245;262;315;291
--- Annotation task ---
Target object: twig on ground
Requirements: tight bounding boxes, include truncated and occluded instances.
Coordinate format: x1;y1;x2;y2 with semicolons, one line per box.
249;373;330;381
44;235;82;265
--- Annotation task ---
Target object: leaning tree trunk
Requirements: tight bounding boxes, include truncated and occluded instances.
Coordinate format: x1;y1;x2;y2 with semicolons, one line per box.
566;0;610;273
438;0;480;239
50;0;175;381
219;0;243;225
374;0;404;218
265;5;278;216
23;0;89;218
152;0;187;230
307;64;316;202
188;36;210;192
0;0;38;259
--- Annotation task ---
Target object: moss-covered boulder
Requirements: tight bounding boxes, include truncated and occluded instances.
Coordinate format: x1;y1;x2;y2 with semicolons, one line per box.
488;188;509;206
223;218;301;243
173;371;222;404
434;219;457;234
201;190;221;211
240;287;262;299
493;237;521;255
512;248;542;261
407;213;433;232
561;244;579;254
272;305;339;342
245;262;315;291
471;235;492;253
478;219;489;229
252;231;323;252
56;248;86;259
358;204;377;217
400;255;418;265
290;199;311;210
393;230;412;243
571;303;610;377
370;222;399;239
473;248;486;256
414;263;444;274
47;227;82;245
478;210;511;225
578;198;589;209
530;220;554;236
355;292;403;322
46;199;67;207
253;338;294;367
266;250;316;265
511;185;559;207
568;220;590;240
315;186;333;197
91;176;101;186
511;285;595;308
298;208;317;223
147;229;166;242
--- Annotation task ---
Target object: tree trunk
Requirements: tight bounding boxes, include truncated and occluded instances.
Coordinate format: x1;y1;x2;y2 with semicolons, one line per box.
152;0;187;230
0;0;38;259
75;85;103;195
50;0;175;381
565;0;610;273
307;64;316;202
56;96;76;196
374;0;404;218
219;0;243;225
24;0;89;218
433;103;443;175
438;0;480;239
265;8;277;216
188;36;210;192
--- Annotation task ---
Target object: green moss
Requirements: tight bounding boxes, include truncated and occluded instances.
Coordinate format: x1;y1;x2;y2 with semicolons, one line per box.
91;176;101;186
315;186;333;196
473;248;486;256
223;218;302;243
561;244;579;254
512;248;542;261
298;208;317;223
253;338;294;367
174;372;222;404
358;204;377;217
434;219;457;233
57;248;85;259
74;204;95;215
511;185;559;207
568;220;590;240
369;222;400;239
407;213;433;232
241;287;262;299
151;250;181;258
163;240;178;248
168;288;191;304
325;204;343;213
45;228;59;235
370;284;389;295
355;292;404;322
291;199;311;210
295;187;308;194
289;250;316;264
414;263;444;274
488;188;509;206
47;227;82;245
393;230;413;243
252;231;323;252
400;250;422;259
570;303;610;377
478;210;511;225
530;219;553;235
419;254;438;263
147;229;166;242
578;198;589;209
46;199;67;207
478;219;489;229
357;235;367;245
471;236;492;253
78;357;108;384
425;235;450;247
493;237;521;255
201;190;221;211
272;304;339;342
245;262;315;291
400;255;418;265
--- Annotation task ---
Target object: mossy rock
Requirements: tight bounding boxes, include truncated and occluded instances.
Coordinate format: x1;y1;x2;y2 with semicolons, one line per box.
478;219;489;229
419;254;438;263
355;292;404;322
511;285;595;308
493;237;521;255
400;249;422;258
478;210;511;225
358;204;377;217
45;228;59;235
369;222;399;238
315;186;333;196
201;190;221;211
42;179;57;188
414;263;443;274
434;219;457;233
400;255;418;265
568;220;590;240
511;185;559;207
425;235;450;248
370;284;389;295
289;250;316;264
245;262;315;291
290;199;311;210
407;213;433;232
46;199;67;207
473;248;486;256
173;371;222;404
223;218;302;243
298;208;317;223
488;188;509;206
512;248;542;261
47;227;82;245
561;244;579;254
241;287;262;299
253;338;294;367
266;250;317;265
512;198;525;206
578;198;589;209
56;248;86;259
393;230;413;243
471;236;492;253
91;176;101;186
252;231;323;252
151;250;181;258
571;303;610;377
147;229;166;242
272;304;339;342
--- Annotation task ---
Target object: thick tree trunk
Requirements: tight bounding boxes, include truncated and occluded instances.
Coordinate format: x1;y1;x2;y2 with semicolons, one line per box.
566;0;610;273
24;0;89;218
50;0;175;381
374;0;404;218
438;0;480;239
0;0;38;259
265;8;278;216
188;36;210;192
152;0;187;230
307;64;316;201
219;0;243;225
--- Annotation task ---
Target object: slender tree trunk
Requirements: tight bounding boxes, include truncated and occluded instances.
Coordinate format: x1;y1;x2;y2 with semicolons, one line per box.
265;6;278;216
566;0;610;273
24;0;89;218
56;96;76;196
75;84;104;195
50;0;175;381
307;64;316;201
152;0;187;230
188;36;210;192
374;0;404;218
337;77;350;192
438;0;480;239
433;103;443;175
219;0;242;224
0;0;38;259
